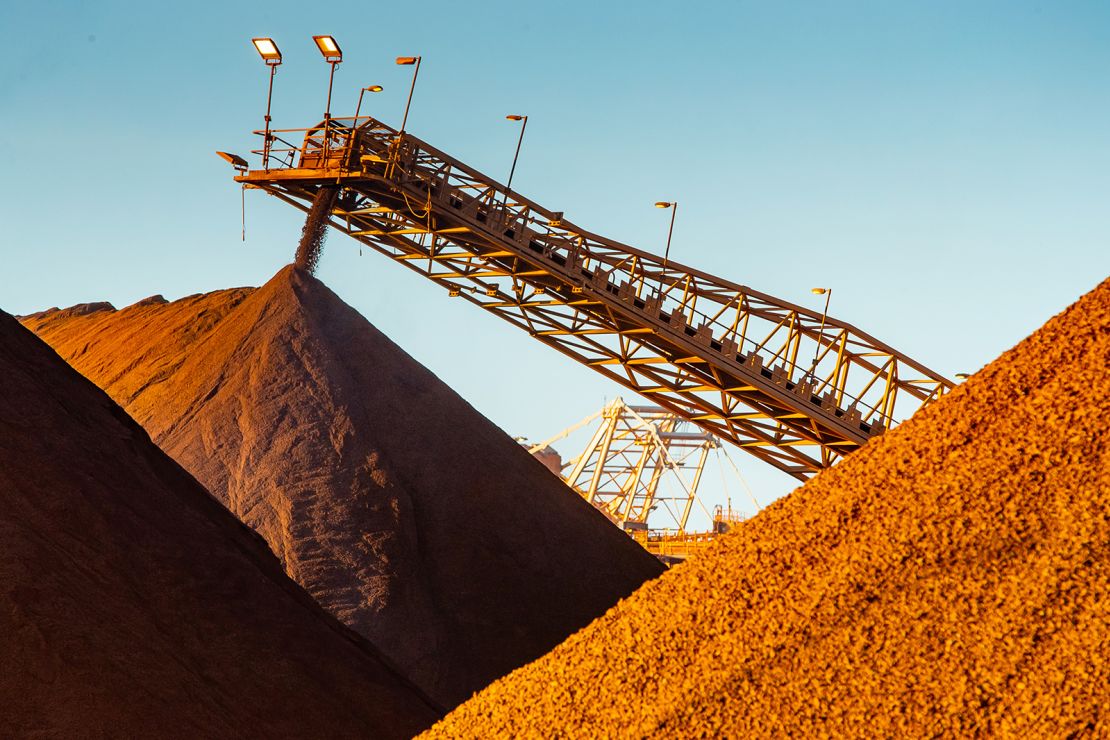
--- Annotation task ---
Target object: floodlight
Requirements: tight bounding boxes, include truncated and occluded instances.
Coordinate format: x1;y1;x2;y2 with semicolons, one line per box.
216;151;249;169
313;35;342;62
252;37;282;65
251;38;283;168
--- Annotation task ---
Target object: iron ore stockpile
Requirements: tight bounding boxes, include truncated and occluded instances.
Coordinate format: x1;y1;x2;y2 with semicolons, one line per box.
424;279;1110;737
22;265;663;709
0;311;440;738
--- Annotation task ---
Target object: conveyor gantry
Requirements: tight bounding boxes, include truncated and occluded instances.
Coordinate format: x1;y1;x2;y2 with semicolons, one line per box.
235;116;953;480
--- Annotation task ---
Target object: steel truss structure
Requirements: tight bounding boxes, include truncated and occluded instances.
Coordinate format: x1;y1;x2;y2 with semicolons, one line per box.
529;398;716;532
236;115;953;480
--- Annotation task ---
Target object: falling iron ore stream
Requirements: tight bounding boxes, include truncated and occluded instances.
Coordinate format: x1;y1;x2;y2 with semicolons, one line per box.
295;185;339;273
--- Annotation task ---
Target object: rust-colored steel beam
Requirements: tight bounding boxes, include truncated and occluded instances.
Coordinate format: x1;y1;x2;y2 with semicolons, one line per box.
236;116;953;480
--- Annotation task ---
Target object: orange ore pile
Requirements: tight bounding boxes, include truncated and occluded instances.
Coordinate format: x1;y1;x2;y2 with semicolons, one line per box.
426;280;1110;737
0;311;440;738
22;266;663;708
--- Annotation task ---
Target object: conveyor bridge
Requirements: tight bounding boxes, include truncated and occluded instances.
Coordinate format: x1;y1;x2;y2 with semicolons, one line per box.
235;115;952;480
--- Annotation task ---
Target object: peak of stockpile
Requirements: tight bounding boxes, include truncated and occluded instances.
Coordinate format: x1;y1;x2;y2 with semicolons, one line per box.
0;312;440;738
424;279;1110;738
23;265;663;708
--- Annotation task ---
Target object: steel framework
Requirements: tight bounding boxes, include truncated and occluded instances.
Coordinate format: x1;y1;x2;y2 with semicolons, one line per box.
529;398;715;532
235;114;953;480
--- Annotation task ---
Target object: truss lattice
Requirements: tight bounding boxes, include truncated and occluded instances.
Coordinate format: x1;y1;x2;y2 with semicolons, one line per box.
236;115;953;480
530;398;715;532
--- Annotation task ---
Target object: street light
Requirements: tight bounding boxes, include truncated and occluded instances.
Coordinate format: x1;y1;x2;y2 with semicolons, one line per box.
810;287;832;374
654;201;678;271
505;114;528;197
251;37;281;169
312;36;343;121
395;56;422;139
955;372;970;380
354;85;383;123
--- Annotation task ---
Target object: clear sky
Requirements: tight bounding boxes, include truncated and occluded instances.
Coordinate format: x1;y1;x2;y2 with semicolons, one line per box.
3;1;1109;526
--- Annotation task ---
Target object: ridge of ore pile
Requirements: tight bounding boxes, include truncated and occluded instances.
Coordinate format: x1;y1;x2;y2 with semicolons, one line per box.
0;311;441;738
21;265;664;708
424;278;1110;737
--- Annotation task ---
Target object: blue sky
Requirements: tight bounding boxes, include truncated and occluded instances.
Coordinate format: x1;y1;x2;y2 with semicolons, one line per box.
3;1;1108;525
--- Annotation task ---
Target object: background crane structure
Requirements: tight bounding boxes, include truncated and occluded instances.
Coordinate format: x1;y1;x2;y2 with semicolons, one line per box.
526;397;717;534
234;113;953;481
523;397;761;561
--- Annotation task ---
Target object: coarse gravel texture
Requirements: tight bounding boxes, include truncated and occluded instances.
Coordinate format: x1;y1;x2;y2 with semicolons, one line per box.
0;310;441;738
22;265;664;709
423;279;1110;738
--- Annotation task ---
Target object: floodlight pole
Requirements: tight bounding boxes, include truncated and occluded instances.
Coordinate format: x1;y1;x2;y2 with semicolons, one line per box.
322;60;340;161
263;63;277;170
252;38;282;170
809;288;833;375
506;116;528;194
354;87;369;123
652;201;678;297
662;202;677;268
399;57;422;139
324;61;339;121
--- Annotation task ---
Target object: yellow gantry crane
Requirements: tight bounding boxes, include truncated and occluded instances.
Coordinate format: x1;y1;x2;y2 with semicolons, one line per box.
230;109;953;482
527;398;717;534
524;398;763;561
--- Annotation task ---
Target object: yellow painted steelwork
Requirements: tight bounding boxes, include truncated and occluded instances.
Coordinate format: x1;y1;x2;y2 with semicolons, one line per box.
234;114;953;480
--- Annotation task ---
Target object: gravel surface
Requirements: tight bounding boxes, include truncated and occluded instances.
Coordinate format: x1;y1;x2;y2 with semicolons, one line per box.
23;265;664;708
424;278;1110;738
0;310;440;738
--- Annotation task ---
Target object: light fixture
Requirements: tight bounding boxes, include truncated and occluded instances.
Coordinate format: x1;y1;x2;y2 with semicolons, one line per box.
809;287;833;374
655;200;679;272
215;151;249;170
251;37;282;65
313;35;342;62
955;373;970;380
251;38;282;169
311;35;343;126
354;85;384;122
504;114;529;196
395;56;423;138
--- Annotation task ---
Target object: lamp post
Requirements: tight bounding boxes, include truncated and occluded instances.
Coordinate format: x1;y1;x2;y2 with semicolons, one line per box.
251;37;282;170
395;56;422;139
504;114;528;194
810;287;832;374
312;36;343;120
311;36;342;162
354;85;383;123
654;201;678;272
